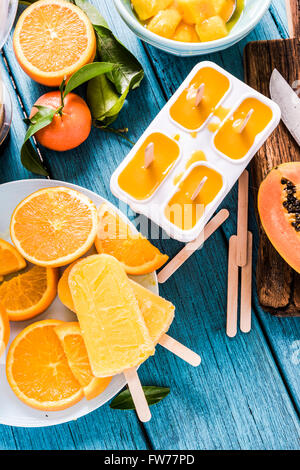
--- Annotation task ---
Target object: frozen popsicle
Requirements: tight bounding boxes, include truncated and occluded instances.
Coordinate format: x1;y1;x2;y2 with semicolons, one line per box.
213;97;273;160
117;132;180;201
68;254;154;422
169;67;230;131
69;254;155;377
59;261;200;367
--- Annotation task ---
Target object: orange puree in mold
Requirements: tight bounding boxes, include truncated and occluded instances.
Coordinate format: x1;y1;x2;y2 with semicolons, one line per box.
207;122;220;133
173;150;207;185
214;106;231;121
118;132;180;200
169;67;230;131
166;165;223;230
214;98;273;160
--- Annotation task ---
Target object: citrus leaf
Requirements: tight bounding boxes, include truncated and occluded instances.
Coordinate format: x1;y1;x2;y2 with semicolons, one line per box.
71;0;108;27
21;105;55;176
64;62;115;97
21;140;49;176
24;107;56;142
110;386;170;410
93;25;144;95
87;74;129;126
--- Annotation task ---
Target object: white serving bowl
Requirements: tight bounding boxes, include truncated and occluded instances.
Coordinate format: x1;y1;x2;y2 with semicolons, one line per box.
0;0;18;50
113;0;271;56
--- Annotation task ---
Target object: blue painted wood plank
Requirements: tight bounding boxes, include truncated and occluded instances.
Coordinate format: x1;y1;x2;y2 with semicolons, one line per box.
0;405;150;450
1;0;299;451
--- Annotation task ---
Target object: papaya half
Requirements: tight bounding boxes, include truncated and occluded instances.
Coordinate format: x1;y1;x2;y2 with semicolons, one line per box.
258;162;300;273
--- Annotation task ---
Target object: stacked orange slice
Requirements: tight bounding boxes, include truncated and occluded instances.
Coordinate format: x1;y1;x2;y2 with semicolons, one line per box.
95;203;168;274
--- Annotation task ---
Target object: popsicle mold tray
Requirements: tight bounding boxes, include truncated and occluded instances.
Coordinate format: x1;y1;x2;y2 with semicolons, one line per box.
110;61;281;242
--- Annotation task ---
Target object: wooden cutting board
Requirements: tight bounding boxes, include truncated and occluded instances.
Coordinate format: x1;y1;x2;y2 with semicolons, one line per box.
244;0;300;317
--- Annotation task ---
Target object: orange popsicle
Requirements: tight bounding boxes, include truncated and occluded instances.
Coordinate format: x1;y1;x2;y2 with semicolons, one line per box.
170;67;230;131
68;254;155;378
214;97;273;160
165;165;223;230
118;132;180;200
58;262;175;345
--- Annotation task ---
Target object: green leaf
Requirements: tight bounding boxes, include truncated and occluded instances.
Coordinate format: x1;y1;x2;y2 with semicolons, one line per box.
24;107;56;142
87;74;129;125
20;106;56;176
21;140;49;176
72;0;109;27
110;386;170;410
64;62;115;97
93;25;144;95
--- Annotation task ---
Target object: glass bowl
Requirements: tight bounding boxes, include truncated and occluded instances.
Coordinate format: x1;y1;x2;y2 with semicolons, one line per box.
113;0;271;56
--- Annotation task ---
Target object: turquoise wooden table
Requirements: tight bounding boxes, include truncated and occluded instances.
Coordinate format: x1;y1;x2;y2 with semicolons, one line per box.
0;0;299;451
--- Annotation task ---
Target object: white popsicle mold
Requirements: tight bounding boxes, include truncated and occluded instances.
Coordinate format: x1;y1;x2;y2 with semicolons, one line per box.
110;61;281;243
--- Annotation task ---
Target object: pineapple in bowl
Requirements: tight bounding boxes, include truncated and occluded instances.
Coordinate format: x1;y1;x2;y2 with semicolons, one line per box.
113;0;271;56
132;0;239;42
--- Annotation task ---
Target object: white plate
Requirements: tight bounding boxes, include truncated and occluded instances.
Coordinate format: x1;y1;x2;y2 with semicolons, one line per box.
0;179;158;428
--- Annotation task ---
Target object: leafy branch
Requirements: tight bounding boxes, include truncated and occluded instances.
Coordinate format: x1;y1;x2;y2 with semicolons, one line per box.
20;0;144;175
22;62;115;175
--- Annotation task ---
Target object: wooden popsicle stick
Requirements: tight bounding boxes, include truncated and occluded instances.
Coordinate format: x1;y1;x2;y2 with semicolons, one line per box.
195;83;205;107
124;368;151;423
240;231;253;334
191;176;208;201
159;334;201;367
144;143;154;169
236;170;249;267
158;208;229;284
285;0;296;37
233;109;254;133
226;235;239;338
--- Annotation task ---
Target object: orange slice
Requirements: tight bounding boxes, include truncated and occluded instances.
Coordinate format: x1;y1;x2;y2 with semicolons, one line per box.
54;322;112;400
0;265;58;321
0;304;10;358
0;239;26;277
95;204;168;275
6;319;83;411
13;0;96;87
10;187;98;268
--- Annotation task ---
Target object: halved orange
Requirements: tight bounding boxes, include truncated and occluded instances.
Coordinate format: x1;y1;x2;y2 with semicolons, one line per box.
10;187;98;268
55;322;112;400
95;204;168;275
6;319;83;411
13;0;96;87
0;304;10;358
0;265;58;321
0;238;26;277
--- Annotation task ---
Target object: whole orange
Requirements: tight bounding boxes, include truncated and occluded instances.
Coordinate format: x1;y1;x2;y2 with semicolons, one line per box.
30;92;92;151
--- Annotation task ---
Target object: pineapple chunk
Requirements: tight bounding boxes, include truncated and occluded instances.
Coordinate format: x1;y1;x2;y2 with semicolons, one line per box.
132;0;173;21
177;0;215;25
148;9;182;39
196;15;228;42
214;0;235;22
173;22;199;42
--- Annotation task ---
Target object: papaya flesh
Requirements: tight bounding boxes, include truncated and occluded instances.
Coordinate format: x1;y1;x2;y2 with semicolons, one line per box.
258;162;300;273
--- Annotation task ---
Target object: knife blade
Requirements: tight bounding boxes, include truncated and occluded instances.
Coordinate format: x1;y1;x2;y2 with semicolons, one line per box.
269;69;300;146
